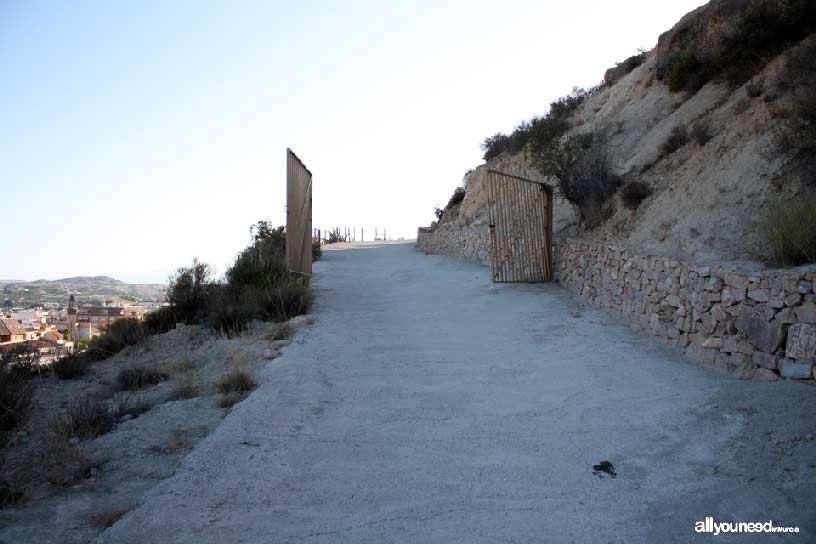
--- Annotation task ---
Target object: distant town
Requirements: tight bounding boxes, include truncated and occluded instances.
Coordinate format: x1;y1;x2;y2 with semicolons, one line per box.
1;292;166;364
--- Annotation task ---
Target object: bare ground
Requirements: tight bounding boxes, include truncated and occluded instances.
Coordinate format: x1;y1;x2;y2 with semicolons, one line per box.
0;318;309;544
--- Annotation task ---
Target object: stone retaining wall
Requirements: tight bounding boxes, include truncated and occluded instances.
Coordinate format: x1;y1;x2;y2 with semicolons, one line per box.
555;239;816;382
416;227;816;382
416;225;490;265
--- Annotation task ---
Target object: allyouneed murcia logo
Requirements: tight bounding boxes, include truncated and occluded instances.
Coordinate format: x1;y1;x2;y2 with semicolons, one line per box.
695;516;800;535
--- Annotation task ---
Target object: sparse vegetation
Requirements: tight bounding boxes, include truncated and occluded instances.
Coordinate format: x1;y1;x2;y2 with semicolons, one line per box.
691;122;713;146
746;78;764;98
481;87;592;162
51;352;91;379
48;397;116;441
262;280;313;322
166;259;216;325
774;39;816;185
660;125;689;157
659;0;816;93
42;436;93;487
169;376;200;401
759;192;816;265
325;228;347;244
116;366;169;391
0;344;36;434
620;180;653;210
665;51;708;93
217;355;257;408
531;131;620;228
267;322;294;342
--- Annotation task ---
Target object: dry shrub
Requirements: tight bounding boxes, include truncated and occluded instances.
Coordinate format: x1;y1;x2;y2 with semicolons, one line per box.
42;436;94;487
217;365;257;395
51;353;91;380
0;345;36;433
217;392;247;408
262;280;312;322
116;366;169;391
266;323;294;342
92;508;130;528
217;354;256;408
759;193;816;265
620;180;653;210
48;397;116;441
0;469;30;508
660;125;689;157
691;122;713;146
168;376;200;401
746;78;764;98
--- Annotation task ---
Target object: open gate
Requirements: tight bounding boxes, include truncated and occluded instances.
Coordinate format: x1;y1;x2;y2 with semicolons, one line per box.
285;149;313;283
486;170;553;283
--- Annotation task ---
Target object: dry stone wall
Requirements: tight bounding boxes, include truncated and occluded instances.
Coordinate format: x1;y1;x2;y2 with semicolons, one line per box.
416;228;816;382
416;225;490;265
555;239;816;382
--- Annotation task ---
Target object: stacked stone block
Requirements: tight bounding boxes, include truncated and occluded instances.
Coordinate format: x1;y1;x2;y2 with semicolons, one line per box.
555;239;816;382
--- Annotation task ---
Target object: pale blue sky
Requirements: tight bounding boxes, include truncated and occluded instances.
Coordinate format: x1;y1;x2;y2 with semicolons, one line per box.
1;0;702;283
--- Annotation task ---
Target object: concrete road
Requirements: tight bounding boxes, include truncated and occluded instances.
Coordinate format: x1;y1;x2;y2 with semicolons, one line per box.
100;242;816;543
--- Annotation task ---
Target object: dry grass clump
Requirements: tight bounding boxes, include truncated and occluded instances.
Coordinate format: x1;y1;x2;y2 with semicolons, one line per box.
48;397;116;441
216;353;257;408
660;125;689;157
42;437;95;487
266;322;294;342
168;375;200;401
116;366;170;391
175;353;196;372
217;366;257;395
690;122;713;146
759;193;816;265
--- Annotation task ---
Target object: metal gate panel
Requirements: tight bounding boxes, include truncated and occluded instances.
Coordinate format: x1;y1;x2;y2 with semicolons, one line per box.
486;170;553;283
286;149;313;282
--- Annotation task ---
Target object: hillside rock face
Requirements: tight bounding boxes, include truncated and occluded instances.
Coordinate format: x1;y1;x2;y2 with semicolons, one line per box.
428;0;812;266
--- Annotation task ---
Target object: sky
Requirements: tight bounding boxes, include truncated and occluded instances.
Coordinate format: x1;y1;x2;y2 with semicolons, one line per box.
1;0;703;283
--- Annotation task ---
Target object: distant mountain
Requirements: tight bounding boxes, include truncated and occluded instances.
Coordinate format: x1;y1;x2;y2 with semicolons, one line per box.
1;276;166;309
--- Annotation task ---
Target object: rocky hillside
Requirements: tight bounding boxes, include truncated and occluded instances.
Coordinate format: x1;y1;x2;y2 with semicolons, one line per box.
430;0;816;266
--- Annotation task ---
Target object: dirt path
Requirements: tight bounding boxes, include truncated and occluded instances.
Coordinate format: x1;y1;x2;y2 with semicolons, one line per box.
99;242;815;543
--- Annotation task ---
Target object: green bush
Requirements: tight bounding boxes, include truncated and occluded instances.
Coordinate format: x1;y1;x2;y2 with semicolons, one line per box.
531;131;620;227
166;259;216;324
759;193;816;265
211;304;255;338
481;88;592;162
89;318;147;357
142;306;177;335
262;279;313;322
51;353;92;380
665;51;709;93
446;187;466;208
